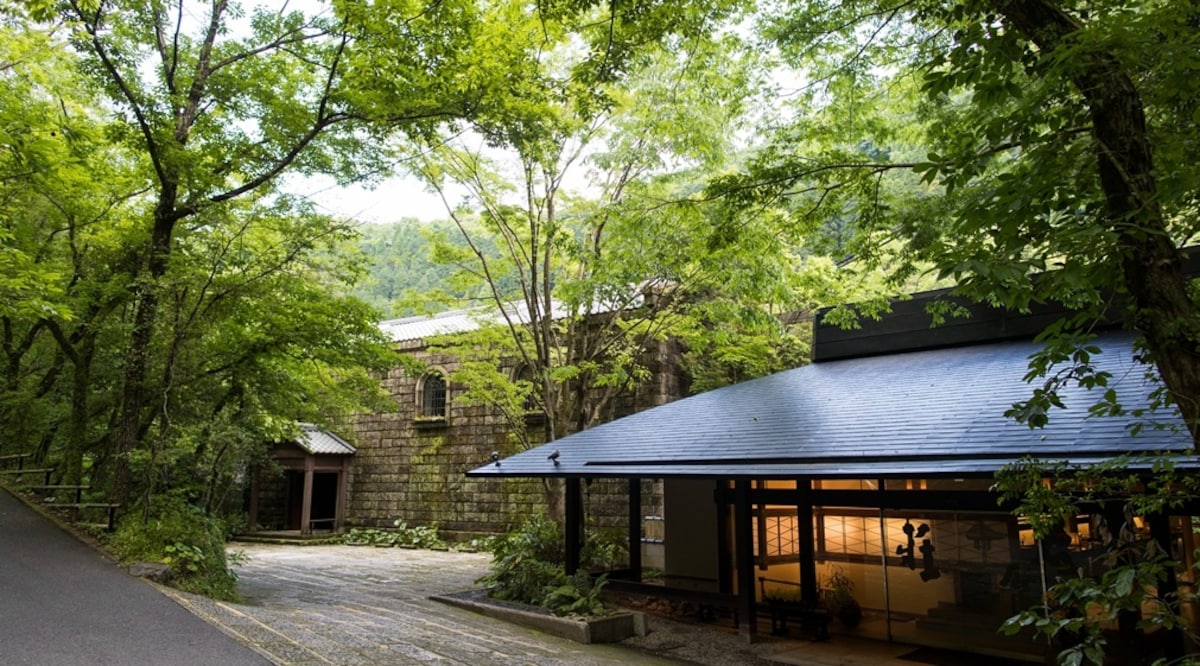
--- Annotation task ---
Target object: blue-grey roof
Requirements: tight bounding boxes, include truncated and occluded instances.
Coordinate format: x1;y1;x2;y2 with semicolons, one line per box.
467;330;1193;479
295;423;356;455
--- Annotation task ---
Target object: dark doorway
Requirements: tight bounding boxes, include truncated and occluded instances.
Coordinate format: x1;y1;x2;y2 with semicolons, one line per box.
286;471;304;530
312;472;338;526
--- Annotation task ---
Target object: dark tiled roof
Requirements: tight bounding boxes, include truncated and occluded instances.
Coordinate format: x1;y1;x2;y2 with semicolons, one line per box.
468;330;1193;479
295;423;356;455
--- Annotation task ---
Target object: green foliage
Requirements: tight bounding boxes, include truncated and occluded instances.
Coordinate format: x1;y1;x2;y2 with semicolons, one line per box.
995;457;1200;664
580;526;628;572
342;521;444;549
747;0;1200;437
108;496;240;601
1000;546;1180;666
475;512;615;616
543;572;609;617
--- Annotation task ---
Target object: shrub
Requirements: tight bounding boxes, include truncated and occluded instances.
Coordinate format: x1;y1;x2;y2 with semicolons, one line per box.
341;521;444;549
475;512;611;617
108;496;240;600
476;512;566;604
543;572;609;617
580;525;627;571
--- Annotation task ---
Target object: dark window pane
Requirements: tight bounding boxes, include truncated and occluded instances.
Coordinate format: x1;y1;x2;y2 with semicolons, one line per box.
422;375;446;417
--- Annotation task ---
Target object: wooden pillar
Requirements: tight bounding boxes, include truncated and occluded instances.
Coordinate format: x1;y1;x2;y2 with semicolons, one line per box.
734;479;758;640
717;483;733;595
1149;513;1186;660
797;480;819;604
335;456;351;532
628;477;642;580
247;467;260;533
565;477;582;574
300;455;314;535
1102;502;1140;663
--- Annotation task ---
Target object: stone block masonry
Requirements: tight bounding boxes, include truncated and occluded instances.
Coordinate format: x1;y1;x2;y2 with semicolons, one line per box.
347;339;684;542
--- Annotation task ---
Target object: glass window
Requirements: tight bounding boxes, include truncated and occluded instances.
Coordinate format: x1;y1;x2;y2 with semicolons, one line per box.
419;374;447;418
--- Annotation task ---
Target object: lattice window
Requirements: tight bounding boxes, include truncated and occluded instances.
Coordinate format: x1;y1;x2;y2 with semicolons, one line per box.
753;506;801;565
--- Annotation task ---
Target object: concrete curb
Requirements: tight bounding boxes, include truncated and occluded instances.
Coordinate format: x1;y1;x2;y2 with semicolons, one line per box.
432;593;648;644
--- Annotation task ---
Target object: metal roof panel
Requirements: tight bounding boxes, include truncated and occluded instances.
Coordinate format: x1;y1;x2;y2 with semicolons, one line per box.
468;330;1191;479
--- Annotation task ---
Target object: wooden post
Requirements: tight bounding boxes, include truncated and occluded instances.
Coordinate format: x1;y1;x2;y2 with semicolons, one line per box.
716;483;733;595
247;468;260;533
1149;513;1185;660
628;477;642;581
335;456;350;532
734;479;757;640
565;478;582;574
300;456;314;535
797;480;819;605
1102;502;1140;663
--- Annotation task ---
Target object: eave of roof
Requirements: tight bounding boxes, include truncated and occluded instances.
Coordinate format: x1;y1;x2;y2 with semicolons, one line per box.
467;330;1192;480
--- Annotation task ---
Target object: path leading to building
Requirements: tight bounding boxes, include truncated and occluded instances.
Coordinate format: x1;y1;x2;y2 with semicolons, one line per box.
168;542;698;666
0;486;970;666
0;488;270;666
169;542;939;666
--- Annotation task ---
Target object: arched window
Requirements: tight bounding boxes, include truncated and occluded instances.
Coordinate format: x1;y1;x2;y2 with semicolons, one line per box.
418;373;447;419
513;364;540;414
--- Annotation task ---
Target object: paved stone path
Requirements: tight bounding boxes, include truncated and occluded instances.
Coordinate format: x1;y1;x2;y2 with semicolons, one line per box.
164;543;688;666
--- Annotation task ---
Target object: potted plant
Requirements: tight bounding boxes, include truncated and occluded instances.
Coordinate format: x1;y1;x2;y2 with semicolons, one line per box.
823;566;862;629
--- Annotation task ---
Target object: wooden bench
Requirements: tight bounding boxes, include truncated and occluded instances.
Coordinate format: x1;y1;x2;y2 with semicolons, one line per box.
0;467;54;485
44;502;120;532
26;484;90;504
759;577;831;641
307;517;338;533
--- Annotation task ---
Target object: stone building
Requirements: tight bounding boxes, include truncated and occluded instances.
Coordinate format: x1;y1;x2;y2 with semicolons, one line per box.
345;307;688;542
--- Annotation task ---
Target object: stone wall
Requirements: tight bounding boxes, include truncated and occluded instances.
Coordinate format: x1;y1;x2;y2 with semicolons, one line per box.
254;467;288;530
346;336;684;542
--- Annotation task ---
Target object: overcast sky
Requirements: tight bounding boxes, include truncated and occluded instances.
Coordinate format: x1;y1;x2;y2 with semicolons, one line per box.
283;173;450;225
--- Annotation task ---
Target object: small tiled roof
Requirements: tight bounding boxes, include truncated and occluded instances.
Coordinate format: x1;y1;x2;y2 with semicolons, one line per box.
468;330;1193;479
295;423;356;455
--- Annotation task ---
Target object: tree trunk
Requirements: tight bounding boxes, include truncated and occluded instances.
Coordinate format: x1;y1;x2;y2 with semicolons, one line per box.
996;0;1200;445
113;197;179;504
64;332;95;486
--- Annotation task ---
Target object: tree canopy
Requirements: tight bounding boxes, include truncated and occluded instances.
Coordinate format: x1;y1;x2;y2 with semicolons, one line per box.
725;0;1200;440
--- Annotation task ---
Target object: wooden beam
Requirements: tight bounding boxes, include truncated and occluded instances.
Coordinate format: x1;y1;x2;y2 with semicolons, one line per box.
796;482;818;605
247;469;259;533
300;456;314;535
716;482;733;596
565;478;582;574
628;477;642;581
734;479;757;640
1149;513;1185;660
335;457;350;532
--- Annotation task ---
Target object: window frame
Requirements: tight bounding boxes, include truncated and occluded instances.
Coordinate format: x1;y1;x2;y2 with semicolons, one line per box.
415;371;449;423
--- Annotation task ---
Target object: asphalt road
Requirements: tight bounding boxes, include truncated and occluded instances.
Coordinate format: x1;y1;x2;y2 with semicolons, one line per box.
0;487;271;666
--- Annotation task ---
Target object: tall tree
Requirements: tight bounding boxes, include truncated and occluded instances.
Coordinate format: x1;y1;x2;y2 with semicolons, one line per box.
403;20;820;463
729;0;1200;441
58;0;361;499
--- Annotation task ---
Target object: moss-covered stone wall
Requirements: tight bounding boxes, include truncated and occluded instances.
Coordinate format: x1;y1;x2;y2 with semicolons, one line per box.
346;337;684;542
